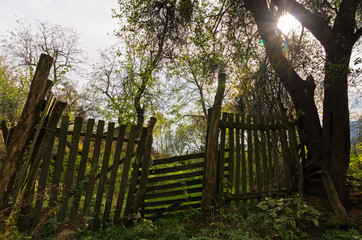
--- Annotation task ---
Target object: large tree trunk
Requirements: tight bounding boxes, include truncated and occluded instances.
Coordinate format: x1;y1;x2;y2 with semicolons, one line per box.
322;47;353;209
244;0;360;216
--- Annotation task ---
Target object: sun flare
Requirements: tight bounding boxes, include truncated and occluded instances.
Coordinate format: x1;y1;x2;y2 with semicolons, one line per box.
277;13;301;34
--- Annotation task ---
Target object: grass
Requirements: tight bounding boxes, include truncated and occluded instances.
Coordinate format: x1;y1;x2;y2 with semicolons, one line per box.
1;193;361;239
74;197;362;240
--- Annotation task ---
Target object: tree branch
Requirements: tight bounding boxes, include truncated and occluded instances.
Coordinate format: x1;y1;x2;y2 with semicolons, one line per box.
354;27;362;43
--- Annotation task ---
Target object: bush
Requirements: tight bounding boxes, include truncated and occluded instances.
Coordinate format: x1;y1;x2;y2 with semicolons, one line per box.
246;197;321;239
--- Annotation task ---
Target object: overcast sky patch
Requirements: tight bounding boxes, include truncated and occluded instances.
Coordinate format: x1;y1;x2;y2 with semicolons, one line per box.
0;0;119;61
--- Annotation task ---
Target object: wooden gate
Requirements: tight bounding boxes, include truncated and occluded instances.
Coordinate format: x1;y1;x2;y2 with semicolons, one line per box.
138;152;205;219
216;112;300;201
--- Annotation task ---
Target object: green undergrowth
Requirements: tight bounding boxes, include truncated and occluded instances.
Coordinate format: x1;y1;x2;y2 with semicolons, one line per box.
2;196;361;239
75;197;362;240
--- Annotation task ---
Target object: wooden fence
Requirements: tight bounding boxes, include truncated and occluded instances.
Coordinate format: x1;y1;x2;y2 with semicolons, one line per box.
216;112;300;200
0;55;301;229
2;110;299;227
15;115;155;230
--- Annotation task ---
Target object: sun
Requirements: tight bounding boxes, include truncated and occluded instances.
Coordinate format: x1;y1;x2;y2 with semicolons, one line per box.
277;13;301;35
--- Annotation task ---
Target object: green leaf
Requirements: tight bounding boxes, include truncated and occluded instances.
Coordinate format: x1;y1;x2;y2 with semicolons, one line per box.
289;220;296;229
296;209;303;218
312;218;319;226
267;198;276;207
256;203;268;211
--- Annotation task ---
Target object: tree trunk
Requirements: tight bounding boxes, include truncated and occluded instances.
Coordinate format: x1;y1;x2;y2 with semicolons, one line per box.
322;47;353;209
244;0;358;216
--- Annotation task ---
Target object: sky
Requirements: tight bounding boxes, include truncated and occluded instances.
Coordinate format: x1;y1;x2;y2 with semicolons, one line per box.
0;0;119;61
0;0;361;115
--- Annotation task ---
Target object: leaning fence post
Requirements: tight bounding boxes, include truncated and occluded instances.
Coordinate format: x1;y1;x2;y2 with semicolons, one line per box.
201;70;226;215
130;117;157;215
0;54;53;209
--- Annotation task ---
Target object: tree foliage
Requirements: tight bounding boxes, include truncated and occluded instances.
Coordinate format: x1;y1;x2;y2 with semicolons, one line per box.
117;0;362;215
0;57;26;126
1;19;85;122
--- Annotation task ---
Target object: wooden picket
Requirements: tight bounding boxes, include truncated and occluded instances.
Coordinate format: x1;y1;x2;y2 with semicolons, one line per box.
16;116;153;230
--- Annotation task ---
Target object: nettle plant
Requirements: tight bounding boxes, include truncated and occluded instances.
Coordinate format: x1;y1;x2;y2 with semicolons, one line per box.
249;197;321;239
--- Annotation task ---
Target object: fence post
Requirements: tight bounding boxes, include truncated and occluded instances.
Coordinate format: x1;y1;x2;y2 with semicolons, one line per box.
18;99;66;229
130;117;157;216
0;54;53;209
202;71;226;215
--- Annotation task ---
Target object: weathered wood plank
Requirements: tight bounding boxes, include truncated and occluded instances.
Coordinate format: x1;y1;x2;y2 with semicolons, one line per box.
271;117;281;190
113;125;138;222
123;153;142;217
144;187;203;200
145;179;203;192
202;72;226;214
219;119;287;130
18;94;57;229
125;126;152;217
247;116;253;194
152;152;205;166
141;203;201;216
279;124;292;189
266;117;275;190
92;122;115;228
58;116;83;222
32;101;67;226
102;125;127;224
71;119;95;213
235;114;241;195
83;120;105;214
149;162;204;175
49;115;69;208
228;113;235;194
0;54;53;207
129;118;157;217
241;114;247;194
254;116;261;193
218;112;227;194
143;196;202;207
260;117;269;191
19;94;56;196
56;130;139;144
147;170;204;184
